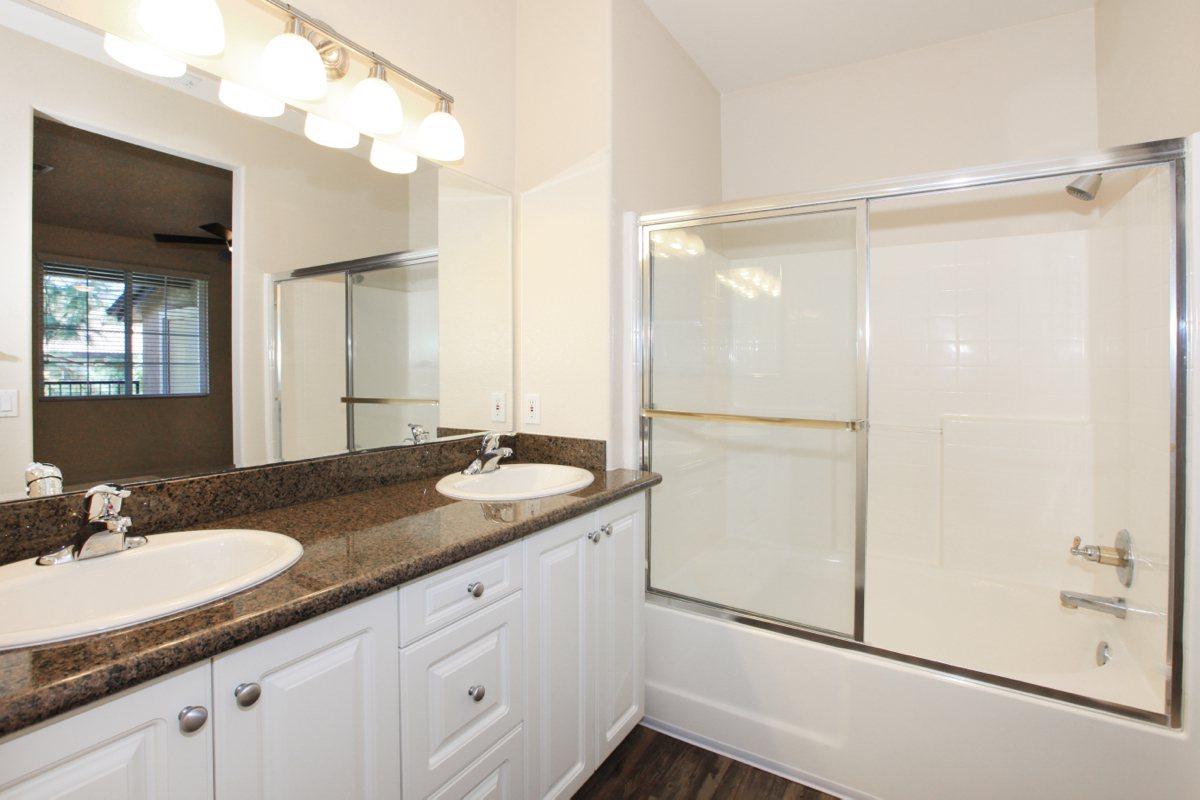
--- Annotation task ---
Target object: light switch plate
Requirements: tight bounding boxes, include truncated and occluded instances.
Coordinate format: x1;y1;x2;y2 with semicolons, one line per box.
0;389;17;417
524;393;540;425
489;391;507;423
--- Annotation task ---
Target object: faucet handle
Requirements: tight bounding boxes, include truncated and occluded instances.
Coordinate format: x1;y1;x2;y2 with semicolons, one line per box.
479;432;503;453
85;484;130;521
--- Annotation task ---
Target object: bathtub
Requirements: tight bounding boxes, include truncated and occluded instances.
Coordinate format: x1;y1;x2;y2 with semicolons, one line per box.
864;557;1167;713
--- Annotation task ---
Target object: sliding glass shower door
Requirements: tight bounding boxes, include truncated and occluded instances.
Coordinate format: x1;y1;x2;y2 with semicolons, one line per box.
644;203;866;636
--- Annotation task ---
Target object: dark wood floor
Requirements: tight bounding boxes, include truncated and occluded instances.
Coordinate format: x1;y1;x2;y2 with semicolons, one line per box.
574;725;838;800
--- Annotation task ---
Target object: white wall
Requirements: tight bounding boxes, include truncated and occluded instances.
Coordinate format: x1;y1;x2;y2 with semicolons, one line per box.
1094;0;1200;148
720;10;1099;200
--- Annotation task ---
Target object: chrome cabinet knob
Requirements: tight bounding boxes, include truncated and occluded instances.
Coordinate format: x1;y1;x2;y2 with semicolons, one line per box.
602;524;613;537
467;581;485;598
588;530;601;544
234;682;262;708
178;705;208;734
468;684;486;702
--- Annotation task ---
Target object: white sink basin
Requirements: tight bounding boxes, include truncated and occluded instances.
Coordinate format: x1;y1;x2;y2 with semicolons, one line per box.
0;529;302;650
435;464;594;502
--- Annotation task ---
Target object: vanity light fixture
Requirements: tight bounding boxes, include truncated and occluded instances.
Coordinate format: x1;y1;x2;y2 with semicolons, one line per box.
304;112;359;149
262;16;328;101
346;63;405;136
136;0;225;57
417;98;465;162
218;79;285;118
102;33;187;78
369;139;418;174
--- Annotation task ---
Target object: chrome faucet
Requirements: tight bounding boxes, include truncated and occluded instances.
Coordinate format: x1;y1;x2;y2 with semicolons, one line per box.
1059;590;1127;619
36;484;148;566
406;423;431;445
462;432;512;475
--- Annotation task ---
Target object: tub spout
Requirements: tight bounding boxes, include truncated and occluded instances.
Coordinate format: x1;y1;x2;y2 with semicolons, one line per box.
1059;590;1127;619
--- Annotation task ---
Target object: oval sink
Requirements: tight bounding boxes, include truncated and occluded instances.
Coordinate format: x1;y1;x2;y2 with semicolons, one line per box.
435;463;594;502
0;529;302;650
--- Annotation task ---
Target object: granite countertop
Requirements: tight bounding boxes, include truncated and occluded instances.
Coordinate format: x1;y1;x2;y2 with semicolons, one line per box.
0;468;660;737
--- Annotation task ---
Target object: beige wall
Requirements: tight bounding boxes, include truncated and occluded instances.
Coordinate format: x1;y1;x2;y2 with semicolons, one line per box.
720;10;1099;200
1094;0;1200;147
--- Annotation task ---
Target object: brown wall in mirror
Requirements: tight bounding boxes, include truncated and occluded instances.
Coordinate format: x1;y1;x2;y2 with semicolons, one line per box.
31;118;233;486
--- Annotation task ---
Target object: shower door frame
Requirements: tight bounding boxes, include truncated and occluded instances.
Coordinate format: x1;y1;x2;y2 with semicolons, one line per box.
271;248;439;459
638;137;1189;727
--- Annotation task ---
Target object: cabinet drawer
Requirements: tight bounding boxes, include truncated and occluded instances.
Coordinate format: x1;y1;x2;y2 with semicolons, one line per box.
401;592;524;798
428;725;523;800
400;542;522;646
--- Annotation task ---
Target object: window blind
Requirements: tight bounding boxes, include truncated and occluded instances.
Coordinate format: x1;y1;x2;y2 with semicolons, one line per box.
41;263;210;398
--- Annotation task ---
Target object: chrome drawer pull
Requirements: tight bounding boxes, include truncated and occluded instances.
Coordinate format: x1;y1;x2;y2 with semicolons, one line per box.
468;684;486;702
467;581;485;598
178;705;208;734
234;682;262;708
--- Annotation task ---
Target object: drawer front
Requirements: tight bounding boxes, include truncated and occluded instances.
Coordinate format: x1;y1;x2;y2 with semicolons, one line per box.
400;542;522;646
428;725;523;800
401;592;524;798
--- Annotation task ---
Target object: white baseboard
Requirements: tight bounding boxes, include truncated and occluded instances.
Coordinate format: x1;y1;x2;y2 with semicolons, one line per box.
639;715;874;800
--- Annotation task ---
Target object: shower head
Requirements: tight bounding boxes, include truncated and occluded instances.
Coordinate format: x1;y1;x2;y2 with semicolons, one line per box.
1066;173;1102;202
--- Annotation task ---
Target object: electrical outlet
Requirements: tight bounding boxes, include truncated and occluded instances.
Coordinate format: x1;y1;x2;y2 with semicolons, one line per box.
0;389;16;418
524;393;541;425
489;391;507;423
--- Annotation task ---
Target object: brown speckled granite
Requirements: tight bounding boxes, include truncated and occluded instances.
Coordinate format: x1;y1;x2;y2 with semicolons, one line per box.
512;433;606;470
0;435;513;567
0;468;660;737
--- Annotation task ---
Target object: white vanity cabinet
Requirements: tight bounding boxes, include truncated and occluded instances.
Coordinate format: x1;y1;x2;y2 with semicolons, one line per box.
0;662;213;799
525;493;646;800
211;591;400;800
0;490;647;800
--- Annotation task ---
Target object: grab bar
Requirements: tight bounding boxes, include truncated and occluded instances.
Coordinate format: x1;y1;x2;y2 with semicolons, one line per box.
1059;591;1127;619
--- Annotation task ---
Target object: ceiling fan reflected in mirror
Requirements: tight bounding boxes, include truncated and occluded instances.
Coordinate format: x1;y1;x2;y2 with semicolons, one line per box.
153;222;233;253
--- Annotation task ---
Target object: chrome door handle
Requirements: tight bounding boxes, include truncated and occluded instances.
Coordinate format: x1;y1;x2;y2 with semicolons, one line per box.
178;705;208;734
468;684;486;702
234;682;262;708
467;581;485;598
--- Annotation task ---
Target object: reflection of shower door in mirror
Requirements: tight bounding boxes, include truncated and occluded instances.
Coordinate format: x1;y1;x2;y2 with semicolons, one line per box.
275;250;439;460
348;254;439;450
645;203;866;637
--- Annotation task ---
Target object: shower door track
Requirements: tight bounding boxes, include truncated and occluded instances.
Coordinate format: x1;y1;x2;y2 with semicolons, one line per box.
638;137;1189;728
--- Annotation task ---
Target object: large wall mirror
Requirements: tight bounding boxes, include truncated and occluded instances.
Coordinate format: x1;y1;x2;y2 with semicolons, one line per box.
0;1;513;500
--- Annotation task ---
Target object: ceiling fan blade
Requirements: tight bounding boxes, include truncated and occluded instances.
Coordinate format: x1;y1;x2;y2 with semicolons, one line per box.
153;233;227;245
199;222;232;242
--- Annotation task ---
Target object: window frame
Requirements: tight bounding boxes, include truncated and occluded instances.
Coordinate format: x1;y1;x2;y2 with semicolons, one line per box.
34;254;212;402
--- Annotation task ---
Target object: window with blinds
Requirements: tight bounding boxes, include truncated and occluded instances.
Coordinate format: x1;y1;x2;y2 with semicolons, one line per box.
41;263;210;398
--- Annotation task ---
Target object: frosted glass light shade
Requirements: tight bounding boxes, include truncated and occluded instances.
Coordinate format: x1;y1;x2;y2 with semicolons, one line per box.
370;139;418;174
346;68;404;136
102;33;186;77
262;30;327;101
304;113;359;149
218;79;284;118
137;0;225;56
417;102;465;162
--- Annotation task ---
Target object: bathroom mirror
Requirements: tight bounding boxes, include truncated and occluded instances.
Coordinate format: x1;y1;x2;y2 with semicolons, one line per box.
0;4;513;499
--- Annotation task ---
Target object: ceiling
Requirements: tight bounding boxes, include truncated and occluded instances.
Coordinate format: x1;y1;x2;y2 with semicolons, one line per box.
33;117;232;242
642;0;1095;93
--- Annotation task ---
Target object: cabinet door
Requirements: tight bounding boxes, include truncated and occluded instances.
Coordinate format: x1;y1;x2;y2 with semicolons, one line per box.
593;493;646;763
524;514;595;800
212;592;400;800
0;663;212;800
